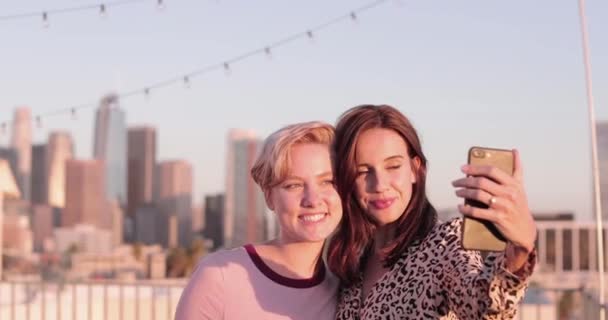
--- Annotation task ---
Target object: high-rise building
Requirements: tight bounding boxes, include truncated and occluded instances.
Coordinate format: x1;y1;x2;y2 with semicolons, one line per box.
204;193;225;250
224;130;267;247
192;205;204;234
30;144;48;204
93;94;127;205
134;205;160;245
154;160;193;248
0;148;18;181
2;212;33;255
597;121;608;220
0;158;21;279
64;160;106;228
32;204;54;252
47;131;74;208
100;200;124;247
10;107;32;201
54;224;112;254
127;126;156;217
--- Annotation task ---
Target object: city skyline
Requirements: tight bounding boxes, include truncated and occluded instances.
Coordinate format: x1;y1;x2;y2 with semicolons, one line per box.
0;0;607;220
0;2;608;318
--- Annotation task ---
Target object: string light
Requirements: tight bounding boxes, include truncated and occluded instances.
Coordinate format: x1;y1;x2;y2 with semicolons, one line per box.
100;4;107;18
35;116;42;129
0;123;6;135
306;30;314;39
42;12;49;28
264;47;272;60
0;0;148;23
157;0;165;11
0;0;389;128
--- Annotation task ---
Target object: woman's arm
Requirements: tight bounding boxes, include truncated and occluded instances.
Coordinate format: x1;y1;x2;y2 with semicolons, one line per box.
442;219;536;319
174;259;225;320
453;149;537;274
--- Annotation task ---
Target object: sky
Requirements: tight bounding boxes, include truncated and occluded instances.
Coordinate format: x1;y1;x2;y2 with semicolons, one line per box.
0;0;606;220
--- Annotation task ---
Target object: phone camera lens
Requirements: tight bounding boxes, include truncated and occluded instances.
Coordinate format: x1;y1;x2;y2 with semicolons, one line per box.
472;149;486;158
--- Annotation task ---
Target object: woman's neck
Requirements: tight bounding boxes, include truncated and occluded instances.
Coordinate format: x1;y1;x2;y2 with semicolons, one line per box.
373;223;397;255
259;239;325;279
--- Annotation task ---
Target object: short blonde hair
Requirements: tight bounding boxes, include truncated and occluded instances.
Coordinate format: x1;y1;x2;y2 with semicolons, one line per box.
251;121;334;193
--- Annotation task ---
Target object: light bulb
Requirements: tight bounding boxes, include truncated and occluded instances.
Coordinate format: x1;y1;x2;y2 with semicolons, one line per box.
223;62;231;76
42;12;49;28
264;47;272;60
100;4;107;18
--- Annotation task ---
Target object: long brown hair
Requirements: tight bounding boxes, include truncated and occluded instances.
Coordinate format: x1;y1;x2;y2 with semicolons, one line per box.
327;104;437;285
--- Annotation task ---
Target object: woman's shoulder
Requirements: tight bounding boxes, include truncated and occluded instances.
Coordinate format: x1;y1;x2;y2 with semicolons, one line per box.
419;217;464;249
429;217;463;237
196;246;247;268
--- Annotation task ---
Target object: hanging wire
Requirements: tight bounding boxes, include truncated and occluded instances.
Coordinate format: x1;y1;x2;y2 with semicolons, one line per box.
0;0;388;127
0;0;148;21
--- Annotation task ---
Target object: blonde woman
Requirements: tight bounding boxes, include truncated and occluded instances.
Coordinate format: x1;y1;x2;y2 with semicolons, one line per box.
175;121;343;320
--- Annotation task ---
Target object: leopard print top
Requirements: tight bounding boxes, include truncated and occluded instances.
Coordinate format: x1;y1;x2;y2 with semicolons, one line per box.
335;218;536;320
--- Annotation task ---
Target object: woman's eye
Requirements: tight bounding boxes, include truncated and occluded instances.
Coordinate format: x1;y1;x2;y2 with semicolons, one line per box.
284;183;302;190
356;171;368;176
387;165;401;170
322;179;335;186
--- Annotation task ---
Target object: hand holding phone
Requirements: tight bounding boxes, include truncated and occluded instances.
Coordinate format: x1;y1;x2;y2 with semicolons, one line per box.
453;147;537;274
459;147;514;251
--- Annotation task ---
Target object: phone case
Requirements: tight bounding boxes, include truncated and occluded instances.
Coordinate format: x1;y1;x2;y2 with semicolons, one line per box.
461;146;514;251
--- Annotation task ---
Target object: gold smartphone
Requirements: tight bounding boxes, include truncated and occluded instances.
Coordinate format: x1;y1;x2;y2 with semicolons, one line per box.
461;146;514;251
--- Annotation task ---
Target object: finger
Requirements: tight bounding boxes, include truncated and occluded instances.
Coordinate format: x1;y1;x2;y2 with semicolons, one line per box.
455;188;514;212
454;188;493;206
512;149;524;182
461;164;513;186
487;195;517;212
458;204;499;224
452;176;503;197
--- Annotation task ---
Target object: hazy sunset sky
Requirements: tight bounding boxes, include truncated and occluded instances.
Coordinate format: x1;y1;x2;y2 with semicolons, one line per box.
1;0;606;219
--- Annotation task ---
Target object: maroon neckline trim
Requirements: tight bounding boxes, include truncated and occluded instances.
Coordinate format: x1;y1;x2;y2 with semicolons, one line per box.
244;244;325;289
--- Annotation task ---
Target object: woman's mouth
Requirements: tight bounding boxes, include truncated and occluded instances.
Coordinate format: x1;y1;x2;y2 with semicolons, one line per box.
369;198;396;210
298;212;328;224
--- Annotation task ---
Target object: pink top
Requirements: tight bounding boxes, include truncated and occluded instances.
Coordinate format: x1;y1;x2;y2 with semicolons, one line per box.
175;245;339;320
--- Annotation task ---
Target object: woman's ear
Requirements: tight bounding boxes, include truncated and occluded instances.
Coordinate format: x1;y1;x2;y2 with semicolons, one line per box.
410;156;422;183
264;190;274;211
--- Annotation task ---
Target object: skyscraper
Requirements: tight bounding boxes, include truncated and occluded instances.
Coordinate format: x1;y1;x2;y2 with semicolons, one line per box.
154;160;193;248
134;205;160;245
0;158;21;280
192;205;204;234
10;106;32;201
30;144;48;205
47;131;74;208
32;205;53;252
93;94;127;205
224;130;267;247
127;126;156;217
597;121;608;220
0;148;18;182
64;159;106;228
204;193;225;250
